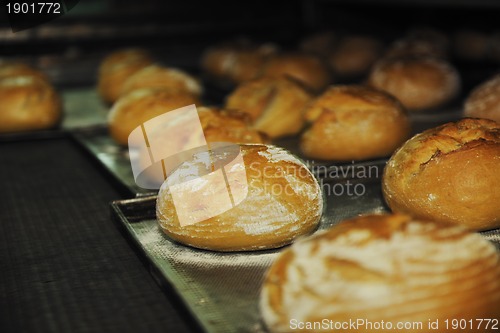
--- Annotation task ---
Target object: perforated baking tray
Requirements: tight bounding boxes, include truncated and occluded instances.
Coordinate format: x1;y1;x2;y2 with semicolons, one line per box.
110;179;500;333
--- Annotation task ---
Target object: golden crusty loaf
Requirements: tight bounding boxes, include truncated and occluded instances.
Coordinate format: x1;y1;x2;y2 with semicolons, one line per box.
0;62;50;82
225;77;313;139
201;41;276;84
120;65;202;98
328;36;383;78
98;48;154;104
464;74;500;123
138;106;268;185
368;56;460;112
260;213;500;333
383;118;500;230
156;144;323;251
300;85;411;161
260;53;331;92
108;88;199;145
0;73;61;133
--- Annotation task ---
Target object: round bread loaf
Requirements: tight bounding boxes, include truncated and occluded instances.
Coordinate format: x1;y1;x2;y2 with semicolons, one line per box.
156;144;323;251
383;118;500;230
225;77;313;138
120;65;202;97
137;106;268;186
300;85;411;161
260;53;331;92
464;74;500;122
368;56;460;112
97;48;154;104
260;213;500;333
0;62;50;82
0;75;61;133
108;88;199;145
299;31;336;57
328;36;383;78
453;30;490;61
201;42;276;84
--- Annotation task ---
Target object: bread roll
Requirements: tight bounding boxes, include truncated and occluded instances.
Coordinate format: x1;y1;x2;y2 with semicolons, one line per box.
98;49;154;104
108;88;199;145
138;106;268;186
261;213;500;333
299;31;337;57
260;53;331;92
201;41;276;84
120;65;202;97
300;85;411;161
0;75;61;133
156;144;323;251
368;56;460;112
0;62;50;82
225;77;313;138
383;118;500;230
464;74;500;122
328;36;383;78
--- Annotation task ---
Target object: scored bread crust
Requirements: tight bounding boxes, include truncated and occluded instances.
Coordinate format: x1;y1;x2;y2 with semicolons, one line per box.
260;214;500;333
97;49;154;104
368;56;460;111
156;144;323;251
464;74;500;123
225;77;313;138
383;118;500;230
300;85;411;161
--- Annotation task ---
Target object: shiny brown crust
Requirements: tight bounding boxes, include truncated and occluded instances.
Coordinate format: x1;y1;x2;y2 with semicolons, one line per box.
201;42;276;84
107;89;199;145
225;77;313;138
120;65;202;97
156;144;323;251
383;118;500;230
260;214;500;333
261;53;331;92
0;62;50;82
464;74;500;122
0;76;61;133
97;49;154;104
300;85;411;161
368;56;460;111
328;36;383;77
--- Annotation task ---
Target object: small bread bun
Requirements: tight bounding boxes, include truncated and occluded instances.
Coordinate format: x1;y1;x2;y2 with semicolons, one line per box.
138;106;268;185
225;77;313;138
300;85;411;161
464;74;500;122
108;89;199;145
0;62;50;82
384;39;447;60
98;49;154;104
260;53;331;92
328;36;383;78
261;213;500;333
299;31;337;57
0;75;61;133
120;65;202;97
156;144;323;251
383;118;500;231
368;56;460;111
201;42;276;84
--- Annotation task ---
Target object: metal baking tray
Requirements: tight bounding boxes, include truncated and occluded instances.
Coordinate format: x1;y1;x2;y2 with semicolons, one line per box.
111;176;500;333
